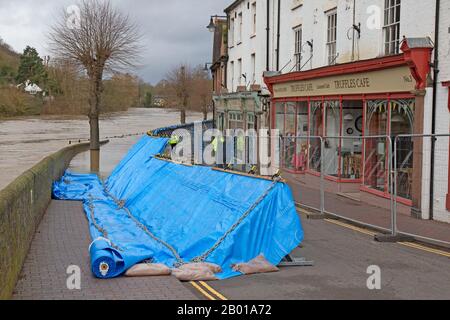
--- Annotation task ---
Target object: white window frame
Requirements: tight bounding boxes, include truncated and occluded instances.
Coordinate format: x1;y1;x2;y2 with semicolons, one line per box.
247;112;255;130
237;58;242;86
230;61;235;91
383;0;401;55
229;17;235;47
294;25;303;71
251;53;256;84
326;10;337;65
237;12;243;44
229;112;244;129
246;112;256;164
251;2;257;36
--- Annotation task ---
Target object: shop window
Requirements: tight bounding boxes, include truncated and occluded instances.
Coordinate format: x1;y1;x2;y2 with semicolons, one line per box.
383;0;401;55
364;99;414;199
275;102;285;136
323;100;340;177
309;101;323;172
247;113;255;130
246;112;257;165
292;102;308;172
228;112;245;165
391;99;414;200
229;112;244;129
284;103;297;170
217;112;225;131
365;100;389;193
341;101;364;179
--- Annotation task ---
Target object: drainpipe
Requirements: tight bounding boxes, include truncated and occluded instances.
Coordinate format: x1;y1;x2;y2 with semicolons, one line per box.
429;0;440;220
276;0;281;71
266;0;270;71
351;0;356;61
212;72;216;124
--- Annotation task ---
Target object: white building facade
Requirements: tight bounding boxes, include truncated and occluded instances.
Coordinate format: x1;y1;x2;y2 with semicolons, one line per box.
225;0;437;88
432;0;450;223
214;0;449;224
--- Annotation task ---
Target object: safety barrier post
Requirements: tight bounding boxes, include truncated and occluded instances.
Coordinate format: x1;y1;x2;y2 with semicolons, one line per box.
392;136;398;237
320;137;325;215
279;135;284;172
376;135;414;242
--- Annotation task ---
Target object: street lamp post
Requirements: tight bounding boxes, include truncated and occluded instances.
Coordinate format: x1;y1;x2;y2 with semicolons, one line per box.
206;15;227;33
206;15;226;128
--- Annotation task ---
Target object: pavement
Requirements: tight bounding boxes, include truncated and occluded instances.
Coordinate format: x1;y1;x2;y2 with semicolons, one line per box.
284;172;450;247
12;201;198;300
13;200;450;300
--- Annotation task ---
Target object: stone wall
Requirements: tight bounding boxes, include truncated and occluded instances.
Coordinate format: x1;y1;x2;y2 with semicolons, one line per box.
0;141;94;299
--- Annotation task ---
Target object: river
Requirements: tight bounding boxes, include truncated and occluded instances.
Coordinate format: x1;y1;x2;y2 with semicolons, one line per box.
0;108;205;190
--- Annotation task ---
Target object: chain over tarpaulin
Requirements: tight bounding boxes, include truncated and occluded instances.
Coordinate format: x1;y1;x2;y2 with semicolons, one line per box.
53;135;304;280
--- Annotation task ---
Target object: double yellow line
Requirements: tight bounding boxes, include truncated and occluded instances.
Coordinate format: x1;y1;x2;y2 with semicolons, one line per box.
323;218;450;258
399;241;450;258
324;218;378;237
190;281;228;300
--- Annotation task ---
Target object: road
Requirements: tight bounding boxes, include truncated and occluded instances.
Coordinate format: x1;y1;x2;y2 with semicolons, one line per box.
185;213;450;300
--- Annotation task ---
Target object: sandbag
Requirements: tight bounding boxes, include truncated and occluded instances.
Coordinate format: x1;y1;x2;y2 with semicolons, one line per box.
172;263;222;281
125;263;172;277
232;255;279;275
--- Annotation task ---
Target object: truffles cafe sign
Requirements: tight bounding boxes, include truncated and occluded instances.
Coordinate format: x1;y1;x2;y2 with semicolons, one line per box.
272;66;414;98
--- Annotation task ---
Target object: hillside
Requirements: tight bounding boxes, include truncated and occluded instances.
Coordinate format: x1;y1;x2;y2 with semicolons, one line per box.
0;38;144;118
0;38;42;117
0;38;20;83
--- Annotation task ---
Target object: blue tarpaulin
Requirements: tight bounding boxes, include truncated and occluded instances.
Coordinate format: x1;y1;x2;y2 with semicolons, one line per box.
53;135;304;280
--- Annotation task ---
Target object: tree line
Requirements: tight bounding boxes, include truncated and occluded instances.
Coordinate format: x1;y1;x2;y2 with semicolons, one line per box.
0;43;145;117
1;42;212;121
153;64;212;123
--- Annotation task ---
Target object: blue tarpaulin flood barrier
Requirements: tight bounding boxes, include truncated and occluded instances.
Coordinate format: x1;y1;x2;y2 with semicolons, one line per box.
53;135;304;280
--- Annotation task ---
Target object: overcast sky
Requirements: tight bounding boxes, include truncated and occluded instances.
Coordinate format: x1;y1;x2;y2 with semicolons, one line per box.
0;0;230;84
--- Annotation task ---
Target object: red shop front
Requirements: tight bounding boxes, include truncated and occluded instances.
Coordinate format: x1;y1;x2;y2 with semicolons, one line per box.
264;44;433;213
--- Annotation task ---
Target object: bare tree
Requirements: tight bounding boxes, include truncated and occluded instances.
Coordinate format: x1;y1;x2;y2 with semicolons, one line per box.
49;0;141;171
165;64;192;124
191;66;212;121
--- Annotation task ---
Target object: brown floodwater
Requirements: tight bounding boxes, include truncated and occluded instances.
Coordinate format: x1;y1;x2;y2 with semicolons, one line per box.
0;108;204;190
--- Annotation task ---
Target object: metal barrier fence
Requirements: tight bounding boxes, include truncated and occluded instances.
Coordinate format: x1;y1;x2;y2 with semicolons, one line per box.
393;134;450;247
281;134;450;247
